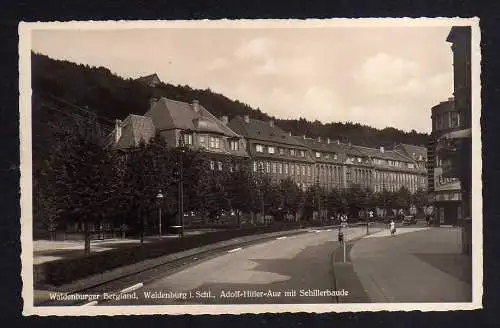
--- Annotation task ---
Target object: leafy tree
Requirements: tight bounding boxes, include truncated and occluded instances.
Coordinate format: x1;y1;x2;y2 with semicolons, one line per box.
325;188;347;219
48;120;120;255
412;188;430;216
278;178;301;220
395;186;412;213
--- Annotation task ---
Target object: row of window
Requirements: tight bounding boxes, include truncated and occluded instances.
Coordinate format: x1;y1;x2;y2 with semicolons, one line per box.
253;161;313;177
183;134;239;151
209;160;240;172
255;144;306;158
315;151;339;160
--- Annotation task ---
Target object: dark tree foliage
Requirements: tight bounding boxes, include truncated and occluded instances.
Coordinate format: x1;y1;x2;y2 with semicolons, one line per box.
32;52;429;148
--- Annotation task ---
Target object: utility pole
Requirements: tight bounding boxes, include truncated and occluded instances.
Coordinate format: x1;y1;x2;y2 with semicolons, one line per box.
178;133;185;237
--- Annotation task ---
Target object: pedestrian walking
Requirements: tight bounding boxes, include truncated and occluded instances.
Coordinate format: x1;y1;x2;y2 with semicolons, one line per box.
389;220;396;236
338;227;344;245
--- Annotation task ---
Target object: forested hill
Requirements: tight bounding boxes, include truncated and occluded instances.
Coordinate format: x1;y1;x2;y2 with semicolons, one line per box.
32;52;429;148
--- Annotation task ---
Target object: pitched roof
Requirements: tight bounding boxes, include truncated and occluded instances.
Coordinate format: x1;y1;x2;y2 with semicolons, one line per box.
145;97;240;138
228;116;306;147
136;73;161;86
115;114;156;149
349;144;413;162
296;137;346;153
394;143;427;161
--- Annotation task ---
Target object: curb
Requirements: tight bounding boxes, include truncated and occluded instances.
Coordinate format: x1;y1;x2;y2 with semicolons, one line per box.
36;224;343;306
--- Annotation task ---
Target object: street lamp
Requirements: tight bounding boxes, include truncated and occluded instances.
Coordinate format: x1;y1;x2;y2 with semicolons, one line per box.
156;190;164;237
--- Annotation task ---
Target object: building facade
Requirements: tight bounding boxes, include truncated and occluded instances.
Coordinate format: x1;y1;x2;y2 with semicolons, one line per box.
428;98;463;226
439;26;472;255
229;115;427;194
228;116;316;191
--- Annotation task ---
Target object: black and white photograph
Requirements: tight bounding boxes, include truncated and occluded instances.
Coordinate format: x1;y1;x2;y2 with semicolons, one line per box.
19;18;482;315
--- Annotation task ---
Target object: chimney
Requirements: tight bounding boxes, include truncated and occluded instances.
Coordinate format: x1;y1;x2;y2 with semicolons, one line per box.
192;99;200;112
380;146;385;153
337;139;340;145
327;138;331;144
114;119;122;143
317;136;321;143
269;119;274;128
243;115;250;123
303;135;306;139
221;116;228;125
289;131;292;136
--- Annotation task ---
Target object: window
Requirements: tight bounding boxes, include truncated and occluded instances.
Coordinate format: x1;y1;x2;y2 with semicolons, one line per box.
308;166;312;176
302;166;306;175
272;162;277;173
290;149;296;156
230;140;239;151
299;150;305;157
357;157;362;163
209;161;215;170
183;134;193;145
253;161;257;172
278;163;282;174
256;144;264;153
450;111;461;128
217;161;222;171
209;137;220;149
266;162;270;173
284;163;289;174
199;136;206;146
333;153;338;160
229;164;234;172
291;164;295;174
268;146;275;154
279;148;285;155
315;152;321;158
408;163;415;169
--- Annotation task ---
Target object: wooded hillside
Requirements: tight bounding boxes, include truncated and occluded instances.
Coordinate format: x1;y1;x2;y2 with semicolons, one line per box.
32;52;429;148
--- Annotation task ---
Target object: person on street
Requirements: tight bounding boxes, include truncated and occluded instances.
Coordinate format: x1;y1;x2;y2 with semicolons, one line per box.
338;227;344;245
389;220;396;236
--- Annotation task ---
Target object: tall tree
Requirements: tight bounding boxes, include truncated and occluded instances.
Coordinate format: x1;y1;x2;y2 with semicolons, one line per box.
49;120;120;255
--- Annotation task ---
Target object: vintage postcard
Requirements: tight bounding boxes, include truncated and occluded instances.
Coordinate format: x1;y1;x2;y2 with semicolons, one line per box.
19;18;482;316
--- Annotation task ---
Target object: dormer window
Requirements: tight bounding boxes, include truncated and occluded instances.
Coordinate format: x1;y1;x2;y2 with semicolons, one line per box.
217;161;223;171
290;149;296;156
256;144;264;153
279;148;284;155
315;152;321;158
357;157;362;163
268;146;275;154
333;153;338;160
300;150;305;157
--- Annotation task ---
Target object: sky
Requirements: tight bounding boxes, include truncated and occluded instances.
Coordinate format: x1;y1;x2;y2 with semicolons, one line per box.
30;21;456;133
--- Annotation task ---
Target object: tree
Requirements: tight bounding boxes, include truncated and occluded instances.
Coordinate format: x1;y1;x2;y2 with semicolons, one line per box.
49;120;120;255
376;189;397;217
395;186;412;214
226;159;257;225
279;178;301;221
412;188;429;217
326;188;346;220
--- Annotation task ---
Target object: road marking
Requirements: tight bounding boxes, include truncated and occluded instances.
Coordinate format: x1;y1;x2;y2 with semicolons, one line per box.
120;283;144;293
276;236;287;240
227;247;242;253
82;300;98;306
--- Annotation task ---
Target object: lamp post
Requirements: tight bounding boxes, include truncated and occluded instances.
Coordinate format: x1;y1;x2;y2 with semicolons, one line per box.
178;133;185;237
156;190;164;237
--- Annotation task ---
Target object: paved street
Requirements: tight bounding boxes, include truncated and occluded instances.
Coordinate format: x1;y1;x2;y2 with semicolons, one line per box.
99;226;372;305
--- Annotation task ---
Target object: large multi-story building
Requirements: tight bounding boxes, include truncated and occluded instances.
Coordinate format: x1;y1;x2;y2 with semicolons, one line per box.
433;26;473;255
112;97;249;163
228;116;315;191
229;115;427;194
428;98;463;226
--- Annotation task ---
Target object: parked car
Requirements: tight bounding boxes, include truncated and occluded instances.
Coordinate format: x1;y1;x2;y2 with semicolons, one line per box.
403;215;416;225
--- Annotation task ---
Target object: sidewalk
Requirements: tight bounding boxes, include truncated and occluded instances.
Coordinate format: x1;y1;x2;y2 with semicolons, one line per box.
338;227;472;303
33;229;220;265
